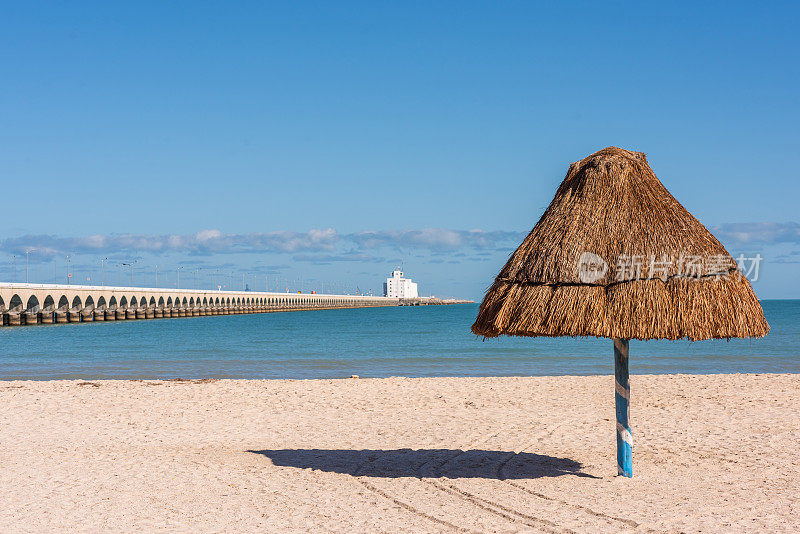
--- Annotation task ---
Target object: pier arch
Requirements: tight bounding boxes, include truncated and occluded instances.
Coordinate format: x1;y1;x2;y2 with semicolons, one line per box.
9;295;22;312
26;295;40;313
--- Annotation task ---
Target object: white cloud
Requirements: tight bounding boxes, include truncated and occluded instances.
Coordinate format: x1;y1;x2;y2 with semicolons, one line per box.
293;251;383;264
10;222;795;261
195;229;223;242
1;227;524;258
712;222;800;247
0;229;340;258
346;228;523;251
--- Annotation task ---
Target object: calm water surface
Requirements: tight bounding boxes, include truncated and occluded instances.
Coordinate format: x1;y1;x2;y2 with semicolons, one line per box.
1;301;797;379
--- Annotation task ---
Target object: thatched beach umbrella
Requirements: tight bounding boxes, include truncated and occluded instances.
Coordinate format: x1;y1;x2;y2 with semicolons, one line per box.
472;147;769;477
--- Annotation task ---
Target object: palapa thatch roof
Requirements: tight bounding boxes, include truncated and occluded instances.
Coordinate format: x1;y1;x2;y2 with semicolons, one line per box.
472;147;769;341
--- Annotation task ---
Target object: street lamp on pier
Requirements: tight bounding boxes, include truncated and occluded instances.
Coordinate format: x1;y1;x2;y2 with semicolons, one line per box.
26;249;35;283
121;260;137;287
100;258;108;287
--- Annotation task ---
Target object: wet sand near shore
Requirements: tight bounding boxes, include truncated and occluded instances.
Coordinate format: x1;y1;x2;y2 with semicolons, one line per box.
1;374;798;532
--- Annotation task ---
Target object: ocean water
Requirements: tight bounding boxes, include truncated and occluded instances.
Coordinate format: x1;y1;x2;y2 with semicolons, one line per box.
0;301;797;380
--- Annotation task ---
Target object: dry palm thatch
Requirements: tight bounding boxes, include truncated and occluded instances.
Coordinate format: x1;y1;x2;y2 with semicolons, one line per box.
472;147;769;341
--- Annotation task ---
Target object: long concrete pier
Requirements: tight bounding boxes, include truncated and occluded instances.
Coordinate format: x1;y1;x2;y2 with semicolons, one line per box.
0;282;398;326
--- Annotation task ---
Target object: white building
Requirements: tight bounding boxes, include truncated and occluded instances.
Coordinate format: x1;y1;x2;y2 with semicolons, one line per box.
383;269;418;299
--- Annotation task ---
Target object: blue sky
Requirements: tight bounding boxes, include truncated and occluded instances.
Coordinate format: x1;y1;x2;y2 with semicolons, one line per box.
1;2;798;298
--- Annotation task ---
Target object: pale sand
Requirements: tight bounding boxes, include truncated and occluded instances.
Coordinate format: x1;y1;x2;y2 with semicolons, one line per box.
1;375;798;533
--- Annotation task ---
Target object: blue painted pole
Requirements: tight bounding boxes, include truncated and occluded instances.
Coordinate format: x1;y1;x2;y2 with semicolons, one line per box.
614;338;632;477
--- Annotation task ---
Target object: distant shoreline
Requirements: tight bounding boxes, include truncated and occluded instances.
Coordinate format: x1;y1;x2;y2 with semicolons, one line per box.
3;370;799;382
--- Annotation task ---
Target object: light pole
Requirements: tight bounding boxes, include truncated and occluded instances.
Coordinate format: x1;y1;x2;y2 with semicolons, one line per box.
26;249;33;283
101;258;108;287
155;265;158;288
121;260;137;287
66;255;70;285
12;255;16;283
177;266;183;289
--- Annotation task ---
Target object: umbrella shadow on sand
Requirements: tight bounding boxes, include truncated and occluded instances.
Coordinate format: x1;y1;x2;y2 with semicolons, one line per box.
247;449;598;479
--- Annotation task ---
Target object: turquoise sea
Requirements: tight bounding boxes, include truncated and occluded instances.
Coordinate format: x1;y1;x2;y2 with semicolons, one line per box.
0;301;797;380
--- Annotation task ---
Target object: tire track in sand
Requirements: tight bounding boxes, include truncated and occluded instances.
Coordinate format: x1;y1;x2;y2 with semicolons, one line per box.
494;428;646;532
353;476;468;532
348;453;467;532
425;479;568;533
345;431;521;532
419;426;573;533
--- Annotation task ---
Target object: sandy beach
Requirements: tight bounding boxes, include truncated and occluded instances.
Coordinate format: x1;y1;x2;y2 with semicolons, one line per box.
1;374;798;532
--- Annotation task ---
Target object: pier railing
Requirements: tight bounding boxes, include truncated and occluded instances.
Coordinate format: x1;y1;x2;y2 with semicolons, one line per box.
0;283;398;326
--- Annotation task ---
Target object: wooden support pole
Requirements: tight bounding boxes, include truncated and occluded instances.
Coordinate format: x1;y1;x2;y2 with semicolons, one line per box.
614;338;632;477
